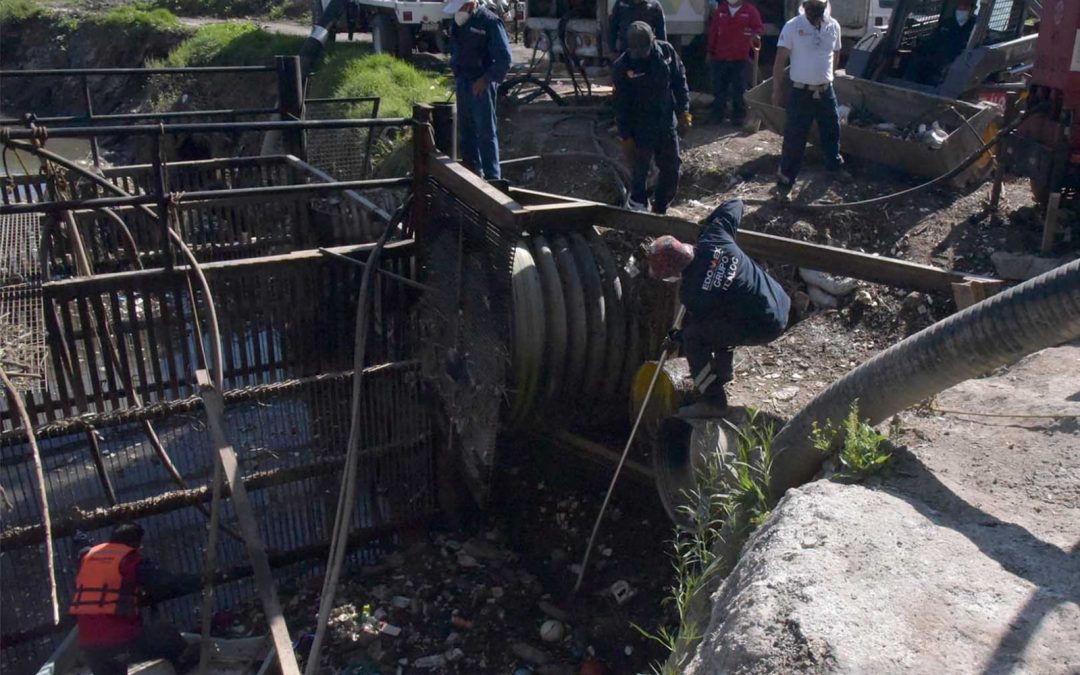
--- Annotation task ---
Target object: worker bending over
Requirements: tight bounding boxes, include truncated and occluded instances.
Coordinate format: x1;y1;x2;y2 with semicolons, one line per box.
646;199;790;417
609;0;667;56
613;21;691;214
70;523;196;675
446;0;512;180
772;0;844;200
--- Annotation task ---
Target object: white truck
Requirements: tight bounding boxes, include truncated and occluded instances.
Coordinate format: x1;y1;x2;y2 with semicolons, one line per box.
313;0;452;57
520;0;884;66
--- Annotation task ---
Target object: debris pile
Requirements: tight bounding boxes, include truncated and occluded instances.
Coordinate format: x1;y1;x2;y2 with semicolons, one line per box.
217;456;672;675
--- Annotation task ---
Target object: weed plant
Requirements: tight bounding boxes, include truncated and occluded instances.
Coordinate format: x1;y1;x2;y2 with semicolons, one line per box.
811;400;894;479
636;409;776;674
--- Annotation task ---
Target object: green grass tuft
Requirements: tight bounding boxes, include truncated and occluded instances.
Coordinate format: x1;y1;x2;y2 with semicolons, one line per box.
151;0;306;19
0;0;46;22
93;4;183;33
812;400;894;479
151;21;303;68
322;52;451;119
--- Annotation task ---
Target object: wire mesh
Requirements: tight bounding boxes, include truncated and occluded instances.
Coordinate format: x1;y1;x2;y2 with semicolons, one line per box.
0;211;47;392
1;363;433;674
305;99;381;182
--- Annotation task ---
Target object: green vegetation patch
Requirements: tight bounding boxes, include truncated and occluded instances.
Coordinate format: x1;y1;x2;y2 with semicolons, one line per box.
812;400;895;479
152;21;304;67
91;4;183;33
0;0;46;22
321;52;451;118
151;0;307;19
154;24;448;118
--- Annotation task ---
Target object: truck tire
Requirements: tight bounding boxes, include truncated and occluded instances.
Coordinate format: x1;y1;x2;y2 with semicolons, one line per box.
372;13;398;55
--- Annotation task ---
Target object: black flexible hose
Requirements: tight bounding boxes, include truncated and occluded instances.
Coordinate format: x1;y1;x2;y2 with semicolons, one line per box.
769;258;1080;496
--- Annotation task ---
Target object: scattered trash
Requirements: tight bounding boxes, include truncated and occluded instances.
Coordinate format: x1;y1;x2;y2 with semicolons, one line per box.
609;580;635;605
539;619;565;642
511;642;551;665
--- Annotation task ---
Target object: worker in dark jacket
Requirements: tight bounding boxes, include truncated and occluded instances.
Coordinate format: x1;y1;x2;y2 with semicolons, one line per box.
645;199;790;417
904;0;977;85
71;523;196;675
612;21;691;214
609;0;667;55
446;0;512;180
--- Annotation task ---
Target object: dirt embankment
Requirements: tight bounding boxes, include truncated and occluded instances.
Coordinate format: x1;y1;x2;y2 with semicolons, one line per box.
0;11;188;117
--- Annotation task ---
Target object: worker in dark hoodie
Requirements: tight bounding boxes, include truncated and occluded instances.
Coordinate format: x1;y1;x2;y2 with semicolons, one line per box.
612;21;691;214
645;199;790;417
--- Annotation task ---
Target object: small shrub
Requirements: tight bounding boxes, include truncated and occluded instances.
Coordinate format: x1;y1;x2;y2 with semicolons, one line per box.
811;400;894;479
0;0;45;22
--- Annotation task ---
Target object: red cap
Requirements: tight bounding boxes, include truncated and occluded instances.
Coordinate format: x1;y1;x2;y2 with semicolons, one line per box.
646;235;694;279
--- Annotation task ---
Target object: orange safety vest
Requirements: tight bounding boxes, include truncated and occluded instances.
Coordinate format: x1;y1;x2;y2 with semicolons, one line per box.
69;543;140;617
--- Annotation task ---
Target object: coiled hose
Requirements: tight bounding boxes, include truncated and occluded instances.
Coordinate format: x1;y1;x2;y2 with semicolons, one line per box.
768;258;1080;497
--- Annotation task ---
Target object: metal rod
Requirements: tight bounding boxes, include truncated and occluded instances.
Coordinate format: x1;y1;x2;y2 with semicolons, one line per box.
80;74;101;168
0;177;414;215
152;135;174;269
304;96;380;104
0;66;275;76
317;247;434;292
0;117;415;140
0;107;281;125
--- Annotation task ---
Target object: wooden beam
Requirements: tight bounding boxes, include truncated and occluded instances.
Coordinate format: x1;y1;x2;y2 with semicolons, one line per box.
427;154;528;230
196;370;301;675
509;190;1002;294
41;240;417;297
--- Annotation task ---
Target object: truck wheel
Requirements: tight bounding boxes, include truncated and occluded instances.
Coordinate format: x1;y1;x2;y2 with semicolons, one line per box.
372;13;399;55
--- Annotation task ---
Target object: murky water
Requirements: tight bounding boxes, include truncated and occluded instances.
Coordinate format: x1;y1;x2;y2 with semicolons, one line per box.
1;110;95;175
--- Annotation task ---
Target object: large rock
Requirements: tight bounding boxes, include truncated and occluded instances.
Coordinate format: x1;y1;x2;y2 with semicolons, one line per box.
686;346;1080;674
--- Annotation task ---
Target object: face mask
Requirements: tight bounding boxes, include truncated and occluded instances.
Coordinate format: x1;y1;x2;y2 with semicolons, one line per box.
954;9;970;23
804;3;825;20
454;10;471;24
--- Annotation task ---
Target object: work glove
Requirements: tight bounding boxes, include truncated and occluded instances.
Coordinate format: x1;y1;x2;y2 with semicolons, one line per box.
661;328;683;353
677;112;693;137
620;137;636;164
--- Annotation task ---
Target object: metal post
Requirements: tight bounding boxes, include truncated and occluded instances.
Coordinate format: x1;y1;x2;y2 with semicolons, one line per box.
990;93;1016;211
431;102;457;160
152;135;175;269
81;75;102;168
411;103;433;241
275;55;307;160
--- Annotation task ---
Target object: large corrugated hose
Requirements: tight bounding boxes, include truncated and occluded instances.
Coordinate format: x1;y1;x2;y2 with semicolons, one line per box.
769;259;1080;496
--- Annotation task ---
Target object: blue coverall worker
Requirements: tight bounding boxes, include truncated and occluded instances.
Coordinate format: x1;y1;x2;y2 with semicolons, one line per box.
771;0;844;200
612;21;691;214
608;0;667;56
645;200;790;418
903;0;976;85
445;0;512;180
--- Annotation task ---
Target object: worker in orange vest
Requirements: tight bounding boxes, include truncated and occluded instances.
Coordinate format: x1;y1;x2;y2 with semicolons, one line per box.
70;523;195;675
